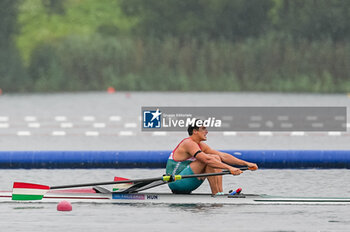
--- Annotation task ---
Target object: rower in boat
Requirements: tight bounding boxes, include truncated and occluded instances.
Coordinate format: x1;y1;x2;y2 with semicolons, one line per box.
166;119;258;195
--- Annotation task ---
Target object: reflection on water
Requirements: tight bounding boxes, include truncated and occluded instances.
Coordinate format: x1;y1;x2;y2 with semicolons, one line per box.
13;206;45;210
168;203;225;212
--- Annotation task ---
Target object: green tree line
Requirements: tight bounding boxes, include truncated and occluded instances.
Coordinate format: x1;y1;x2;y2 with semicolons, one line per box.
1;0;350;93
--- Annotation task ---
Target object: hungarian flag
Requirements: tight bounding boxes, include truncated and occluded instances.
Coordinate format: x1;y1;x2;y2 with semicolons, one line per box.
12;182;50;200
113;177;133;192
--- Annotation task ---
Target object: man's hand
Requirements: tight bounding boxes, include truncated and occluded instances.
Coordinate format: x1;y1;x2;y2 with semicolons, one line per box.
229;167;243;175
246;162;258;171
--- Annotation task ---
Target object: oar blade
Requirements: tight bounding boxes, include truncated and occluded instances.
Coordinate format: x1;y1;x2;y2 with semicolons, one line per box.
113;177;133;192
12;182;50;201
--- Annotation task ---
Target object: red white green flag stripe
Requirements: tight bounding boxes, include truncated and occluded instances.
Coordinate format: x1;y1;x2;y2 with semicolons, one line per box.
113;177;133;191
12;182;50;200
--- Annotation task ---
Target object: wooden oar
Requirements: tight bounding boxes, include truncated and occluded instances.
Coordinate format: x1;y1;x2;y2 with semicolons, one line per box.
12;167;249;200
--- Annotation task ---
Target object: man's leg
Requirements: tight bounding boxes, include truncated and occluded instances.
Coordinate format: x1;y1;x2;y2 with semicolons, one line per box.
204;155;223;194
168;163;204;194
189;155;223;195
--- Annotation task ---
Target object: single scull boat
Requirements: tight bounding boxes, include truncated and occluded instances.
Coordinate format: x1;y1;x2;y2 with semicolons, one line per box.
3;168;350;205
1;188;350;205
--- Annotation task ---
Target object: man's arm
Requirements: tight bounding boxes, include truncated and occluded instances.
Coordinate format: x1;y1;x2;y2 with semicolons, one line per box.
200;143;258;170
183;140;242;175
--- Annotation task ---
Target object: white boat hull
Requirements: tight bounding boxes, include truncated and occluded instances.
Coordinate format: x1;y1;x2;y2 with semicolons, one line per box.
1;191;350;205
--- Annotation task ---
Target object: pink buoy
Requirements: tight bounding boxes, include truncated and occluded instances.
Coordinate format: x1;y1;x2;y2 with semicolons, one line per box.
57;200;72;211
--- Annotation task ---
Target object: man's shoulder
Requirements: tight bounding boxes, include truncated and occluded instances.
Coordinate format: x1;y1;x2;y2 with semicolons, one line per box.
181;138;196;147
182;139;209;150
178;138;200;151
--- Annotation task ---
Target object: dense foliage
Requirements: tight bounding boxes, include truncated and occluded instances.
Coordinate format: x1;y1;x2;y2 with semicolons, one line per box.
0;0;27;91
1;0;350;92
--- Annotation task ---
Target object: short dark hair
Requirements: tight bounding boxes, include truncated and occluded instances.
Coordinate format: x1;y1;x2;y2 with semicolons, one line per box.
187;119;201;135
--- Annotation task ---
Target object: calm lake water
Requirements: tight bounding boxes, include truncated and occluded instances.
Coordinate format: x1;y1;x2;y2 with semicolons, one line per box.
0;168;349;232
0;92;350;231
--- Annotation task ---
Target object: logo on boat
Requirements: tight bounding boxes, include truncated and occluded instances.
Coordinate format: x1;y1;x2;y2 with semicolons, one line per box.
143;109;162;128
112;194;145;200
